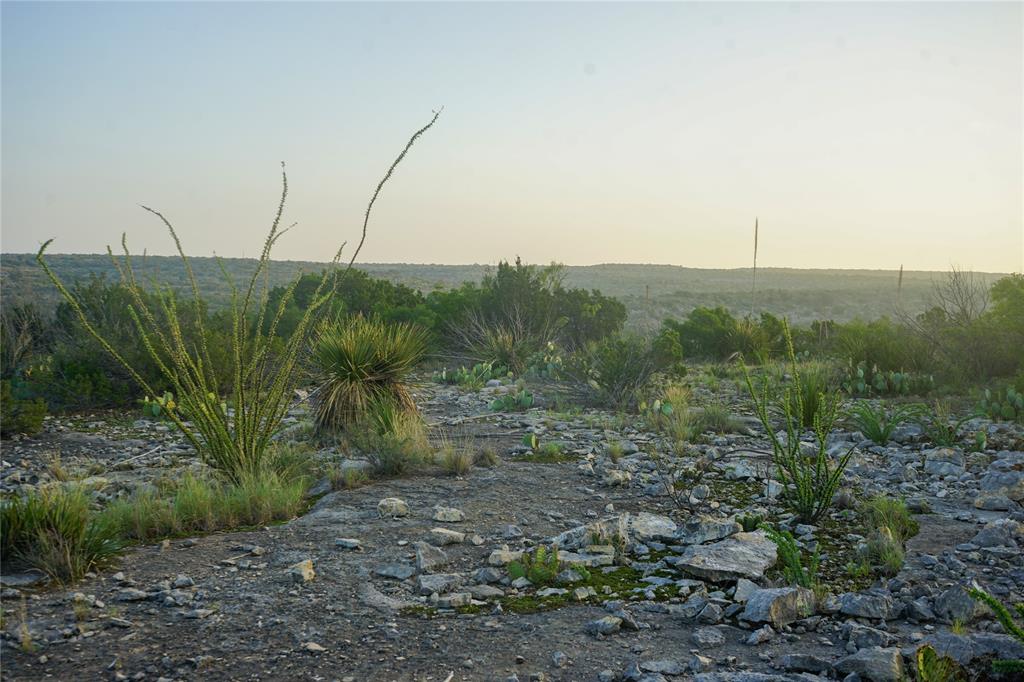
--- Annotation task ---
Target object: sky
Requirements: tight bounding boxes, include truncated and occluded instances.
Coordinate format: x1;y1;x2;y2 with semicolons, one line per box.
1;1;1021;272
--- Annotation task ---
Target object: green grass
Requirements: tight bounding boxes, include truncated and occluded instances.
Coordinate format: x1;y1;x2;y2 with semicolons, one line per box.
1;485;123;584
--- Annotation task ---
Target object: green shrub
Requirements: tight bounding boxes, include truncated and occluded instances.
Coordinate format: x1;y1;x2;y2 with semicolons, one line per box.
432;361;507;389
692;402;741;435
914;644;966;682
312;316;429;433
1;485;123;584
785;360;837;429
1;379;47;438
863;496;919;544
743;319;853;524
105;467;308;543
571;334;662;410
841;361;934;397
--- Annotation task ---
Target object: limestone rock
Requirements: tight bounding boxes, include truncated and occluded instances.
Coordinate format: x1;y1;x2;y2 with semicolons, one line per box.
672;531;777;582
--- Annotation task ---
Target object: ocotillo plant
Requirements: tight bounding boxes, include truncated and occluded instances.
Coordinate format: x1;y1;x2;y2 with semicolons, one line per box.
37;111;441;482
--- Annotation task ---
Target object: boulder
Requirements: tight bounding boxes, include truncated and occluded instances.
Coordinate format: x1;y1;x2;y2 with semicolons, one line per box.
979;469;1024;501
740;587;815;628
923;448;965;477
672;531;777;582
676;516;741;545
834;647;904;682
839;591;896;620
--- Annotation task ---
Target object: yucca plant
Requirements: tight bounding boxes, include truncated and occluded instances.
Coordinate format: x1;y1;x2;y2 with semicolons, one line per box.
36;112;440;482
743;319;854;524
848;400;923;445
916;400;977;447
312;316;430;432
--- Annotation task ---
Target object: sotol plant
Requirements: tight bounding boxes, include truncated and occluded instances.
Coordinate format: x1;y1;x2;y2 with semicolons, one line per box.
312;316;430;433
36;112;440;482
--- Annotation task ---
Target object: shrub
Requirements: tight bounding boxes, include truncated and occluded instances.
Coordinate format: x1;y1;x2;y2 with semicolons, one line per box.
914;645;966;682
36;113;440;482
692;402;741;435
1;379;47;438
1;485;123;584
645;384;694;442
571;334;662;410
433;361;506;389
312;316;429;433
104;450;312;543
743;319;853;524
840;361;934;397
848;401;923;445
436;431;476;476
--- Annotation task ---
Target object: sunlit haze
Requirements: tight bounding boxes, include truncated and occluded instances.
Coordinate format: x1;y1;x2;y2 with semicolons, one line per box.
2;1;1021;272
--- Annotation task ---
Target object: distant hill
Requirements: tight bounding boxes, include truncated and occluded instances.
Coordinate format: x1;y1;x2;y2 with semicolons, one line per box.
0;253;1008;328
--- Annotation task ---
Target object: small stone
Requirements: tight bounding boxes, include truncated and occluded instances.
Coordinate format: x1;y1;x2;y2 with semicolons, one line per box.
335;538;363;551
117;588;149;602
585;616;622;636
432;505;465;522
302;642;326;653
552;651;569;668
692;626;726;648
839;591;895;620
414;542;449;572
287;559;315;583
375;563;415;580
429;528;466;545
377;497;409;518
745;625;775;645
171;574;194;588
835;646;904;682
488;547;524;566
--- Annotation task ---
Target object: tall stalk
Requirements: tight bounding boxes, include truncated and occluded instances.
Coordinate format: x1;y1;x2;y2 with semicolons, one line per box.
37;111;441;481
750;217;759;318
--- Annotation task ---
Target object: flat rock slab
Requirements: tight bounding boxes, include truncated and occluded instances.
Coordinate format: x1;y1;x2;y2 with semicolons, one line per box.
671;531;777;582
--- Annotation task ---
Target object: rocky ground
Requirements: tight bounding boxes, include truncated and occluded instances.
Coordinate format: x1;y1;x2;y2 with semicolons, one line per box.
2;376;1023;682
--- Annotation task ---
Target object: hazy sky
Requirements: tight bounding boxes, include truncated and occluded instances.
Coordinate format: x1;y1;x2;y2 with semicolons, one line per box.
2;2;1021;271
